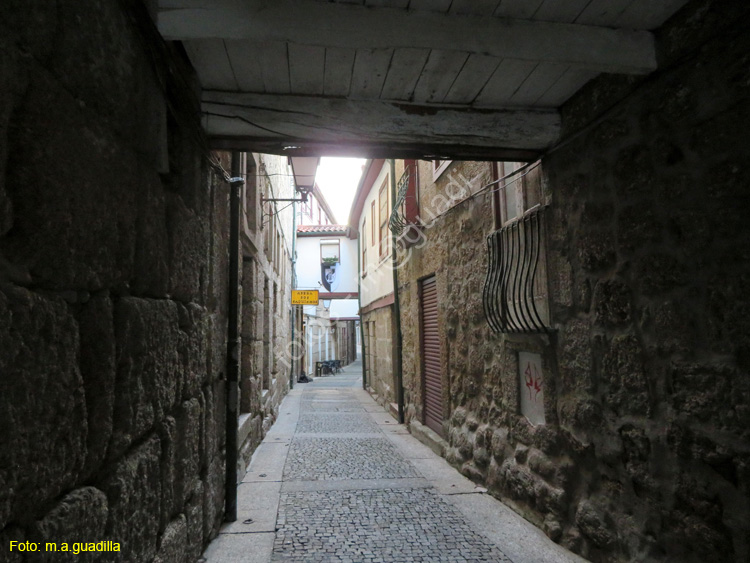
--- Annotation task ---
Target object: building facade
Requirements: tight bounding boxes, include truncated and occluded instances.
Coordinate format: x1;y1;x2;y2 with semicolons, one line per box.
296;219;359;377
387;10;750;556
350;160;399;410
236;152;296;472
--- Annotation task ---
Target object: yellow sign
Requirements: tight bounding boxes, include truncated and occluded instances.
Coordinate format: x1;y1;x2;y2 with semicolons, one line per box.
291;289;319;305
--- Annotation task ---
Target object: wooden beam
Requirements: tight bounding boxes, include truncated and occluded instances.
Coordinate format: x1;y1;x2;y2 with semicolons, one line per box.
209;137;543;162
158;0;657;74
201;91;558;158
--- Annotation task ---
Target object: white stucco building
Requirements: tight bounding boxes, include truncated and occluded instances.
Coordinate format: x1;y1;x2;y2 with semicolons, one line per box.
295;191;359;377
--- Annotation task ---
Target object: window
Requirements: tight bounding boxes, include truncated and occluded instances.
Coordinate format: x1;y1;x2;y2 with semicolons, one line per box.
492;162;542;228
433;160;452;181
370;201;376;245
320;239;340;263
484;161;549;334
361;218;367;277
378;177;389;259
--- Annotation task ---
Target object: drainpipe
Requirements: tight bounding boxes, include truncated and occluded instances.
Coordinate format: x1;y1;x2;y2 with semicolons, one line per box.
389;159;405;424
358;235;367;390
225;152;243;523
290;197;296;390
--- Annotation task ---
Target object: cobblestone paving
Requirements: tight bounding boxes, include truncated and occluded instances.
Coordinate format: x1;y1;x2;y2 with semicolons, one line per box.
272;488;512;562
283;437;419;481
296;412;380;434
300;400;365;413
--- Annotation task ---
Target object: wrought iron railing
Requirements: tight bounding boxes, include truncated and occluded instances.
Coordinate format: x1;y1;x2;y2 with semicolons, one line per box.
483;205;550;334
389;164;412;236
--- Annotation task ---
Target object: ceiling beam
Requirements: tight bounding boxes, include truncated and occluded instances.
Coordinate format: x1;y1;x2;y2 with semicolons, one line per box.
158;0;656;74
209;137;543;162
201;91;560;157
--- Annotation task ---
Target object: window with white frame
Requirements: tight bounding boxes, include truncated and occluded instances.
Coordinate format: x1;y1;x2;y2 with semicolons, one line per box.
320;239;340;263
378;177;389;259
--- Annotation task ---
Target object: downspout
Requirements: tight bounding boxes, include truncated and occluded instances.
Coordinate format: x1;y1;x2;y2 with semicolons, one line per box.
225;152;244;522
358;234;367;390
389;159;405;424
290;197;296;390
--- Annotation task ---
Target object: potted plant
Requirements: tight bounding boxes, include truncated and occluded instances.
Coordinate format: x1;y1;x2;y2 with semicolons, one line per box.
322;256;339;267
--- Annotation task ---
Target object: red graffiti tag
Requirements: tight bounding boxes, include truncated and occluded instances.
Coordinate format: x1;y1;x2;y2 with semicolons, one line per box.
524;362;543;402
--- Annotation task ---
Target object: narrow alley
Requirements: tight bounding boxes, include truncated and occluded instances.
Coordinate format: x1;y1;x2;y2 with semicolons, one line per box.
2;1;749;563
204;361;583;563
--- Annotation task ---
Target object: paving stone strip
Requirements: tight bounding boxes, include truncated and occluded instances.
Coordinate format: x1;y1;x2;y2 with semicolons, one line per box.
272;381;513;562
272;488;512;562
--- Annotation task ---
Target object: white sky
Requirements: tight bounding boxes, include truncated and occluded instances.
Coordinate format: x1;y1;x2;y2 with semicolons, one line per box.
314;157;366;225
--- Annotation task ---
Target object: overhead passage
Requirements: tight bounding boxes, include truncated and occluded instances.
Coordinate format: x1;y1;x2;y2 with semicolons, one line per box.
157;0;689;159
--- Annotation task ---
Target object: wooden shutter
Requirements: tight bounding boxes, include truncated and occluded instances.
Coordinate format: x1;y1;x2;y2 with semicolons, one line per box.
420;276;443;436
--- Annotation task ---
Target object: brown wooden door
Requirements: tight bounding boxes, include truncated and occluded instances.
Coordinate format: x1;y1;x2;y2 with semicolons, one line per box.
420;276;443;436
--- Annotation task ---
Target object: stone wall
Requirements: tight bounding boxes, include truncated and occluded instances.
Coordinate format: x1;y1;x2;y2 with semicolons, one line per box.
363;305;396;408
238;153;295;473
398;2;750;562
0;2;228;561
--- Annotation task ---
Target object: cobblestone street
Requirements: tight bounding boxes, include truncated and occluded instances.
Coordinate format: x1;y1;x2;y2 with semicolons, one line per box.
203;361;587;563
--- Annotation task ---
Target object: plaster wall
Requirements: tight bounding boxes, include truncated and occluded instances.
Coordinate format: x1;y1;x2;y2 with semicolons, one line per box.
357;162;394;308
296;235;359;294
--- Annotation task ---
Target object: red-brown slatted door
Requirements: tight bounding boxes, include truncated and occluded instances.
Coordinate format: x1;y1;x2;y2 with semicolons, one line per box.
420;276;443;437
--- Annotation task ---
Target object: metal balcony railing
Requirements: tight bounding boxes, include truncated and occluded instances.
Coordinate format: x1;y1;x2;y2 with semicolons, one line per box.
389;164;413;236
483;205;550;334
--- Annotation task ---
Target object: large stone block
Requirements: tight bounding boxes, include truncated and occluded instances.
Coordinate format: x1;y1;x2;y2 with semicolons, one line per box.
499;459;537;503
111;297;180;459
0;34;26;238
600;332;650;417
99;435;161;563
202;381;226;469
633;253;687;296
662;474;734;561
576;230;616;272
184;481;204;563
49;0;169;157
0;1;58;62
132;169;169;297
0;285;86;528
167;193;208;303
3;69;139;290
154;514;187;563
0;525;26;563
617;205;661;254
31;487;108;563
611;144;657;200
177;303;209;401
575;499;615;550
176;399;202;509
592;278;631;328
78;292;116;479
559;318;594;393
157;416;178;532
203;454;225;540
671;362;747;437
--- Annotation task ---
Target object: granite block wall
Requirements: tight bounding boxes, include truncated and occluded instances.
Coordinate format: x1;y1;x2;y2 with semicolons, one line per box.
0;2;229;561
399;1;750;561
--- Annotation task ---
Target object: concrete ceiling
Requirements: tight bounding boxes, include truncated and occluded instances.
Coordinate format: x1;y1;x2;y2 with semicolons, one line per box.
157;0;689;160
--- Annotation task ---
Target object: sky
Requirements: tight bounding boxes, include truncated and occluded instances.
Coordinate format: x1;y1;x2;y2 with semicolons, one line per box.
314;157;366;225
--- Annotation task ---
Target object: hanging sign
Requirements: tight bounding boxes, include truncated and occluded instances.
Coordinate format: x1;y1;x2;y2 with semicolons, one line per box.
292;290;319;305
